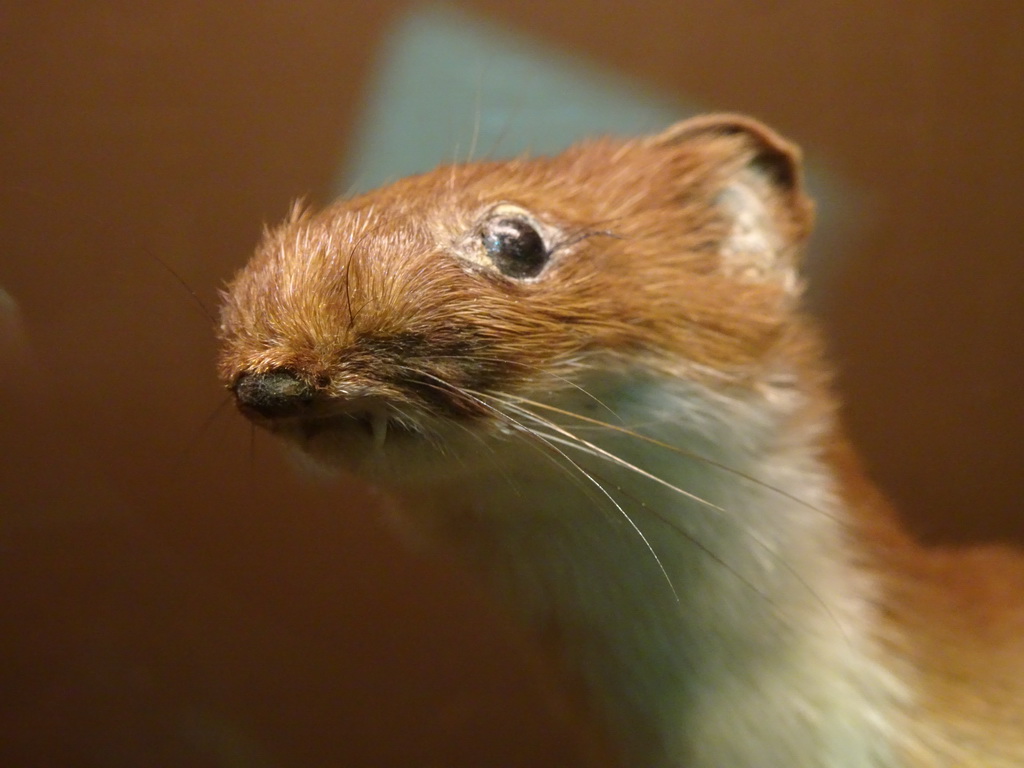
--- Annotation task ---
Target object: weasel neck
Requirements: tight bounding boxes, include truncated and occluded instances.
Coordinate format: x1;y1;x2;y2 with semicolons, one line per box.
390;374;906;767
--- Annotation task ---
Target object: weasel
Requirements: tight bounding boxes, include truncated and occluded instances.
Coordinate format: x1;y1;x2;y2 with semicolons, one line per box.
217;115;1024;767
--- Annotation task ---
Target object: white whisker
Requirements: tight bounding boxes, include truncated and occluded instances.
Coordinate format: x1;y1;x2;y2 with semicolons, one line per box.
483;391;849;642
508;392;839;523
403;370;681;603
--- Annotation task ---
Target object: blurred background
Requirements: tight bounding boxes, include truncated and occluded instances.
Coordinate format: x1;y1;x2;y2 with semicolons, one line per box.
2;2;1022;765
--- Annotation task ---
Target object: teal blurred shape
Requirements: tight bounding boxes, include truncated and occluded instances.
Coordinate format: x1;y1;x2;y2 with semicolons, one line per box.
337;5;697;196
336;4;857;302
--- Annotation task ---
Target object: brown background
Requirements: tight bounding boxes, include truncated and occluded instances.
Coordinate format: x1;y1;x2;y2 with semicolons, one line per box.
2;2;1022;766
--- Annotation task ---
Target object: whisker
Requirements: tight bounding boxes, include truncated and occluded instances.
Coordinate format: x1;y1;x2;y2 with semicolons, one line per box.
343;214;392;329
508;394;841;524
170;393;234;475
550;227;627;257
371;368;848;639
152;255;215;325
516;399;851;638
496;396;730;516
527;427;778;611
466;69;483;164
493;394;850;642
482;390;795;613
403;370;681;603
507;399;851;638
380;370;585;502
532;433;681;604
424;353;623;424
478;67;538;162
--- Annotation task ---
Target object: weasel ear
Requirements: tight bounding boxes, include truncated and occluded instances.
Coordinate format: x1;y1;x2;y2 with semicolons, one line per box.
651;114;814;292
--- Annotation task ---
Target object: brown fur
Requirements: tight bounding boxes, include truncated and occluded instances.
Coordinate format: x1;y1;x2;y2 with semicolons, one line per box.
219;114;1024;765
219;117;811;407
828;439;1024;765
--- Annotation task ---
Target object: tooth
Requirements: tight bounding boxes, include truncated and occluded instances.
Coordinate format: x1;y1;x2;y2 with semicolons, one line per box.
370;411;388;449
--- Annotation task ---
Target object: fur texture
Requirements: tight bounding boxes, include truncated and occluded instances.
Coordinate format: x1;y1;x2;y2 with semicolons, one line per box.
218;115;1024;766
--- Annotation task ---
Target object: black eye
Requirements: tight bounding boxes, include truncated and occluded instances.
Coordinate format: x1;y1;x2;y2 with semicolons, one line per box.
481;217;550;279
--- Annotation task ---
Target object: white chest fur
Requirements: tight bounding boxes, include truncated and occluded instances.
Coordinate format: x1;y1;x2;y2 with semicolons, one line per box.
405;373;907;767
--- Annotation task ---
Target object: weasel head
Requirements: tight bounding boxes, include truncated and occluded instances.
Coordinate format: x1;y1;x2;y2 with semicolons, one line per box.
217;114;815;477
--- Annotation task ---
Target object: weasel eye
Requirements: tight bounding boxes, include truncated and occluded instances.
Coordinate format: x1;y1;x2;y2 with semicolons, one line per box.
481;216;550;279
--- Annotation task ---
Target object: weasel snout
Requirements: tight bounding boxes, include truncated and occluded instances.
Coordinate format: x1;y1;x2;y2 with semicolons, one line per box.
233;369;316;419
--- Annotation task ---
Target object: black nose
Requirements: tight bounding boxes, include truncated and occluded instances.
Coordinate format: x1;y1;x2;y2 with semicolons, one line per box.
233;369;316;418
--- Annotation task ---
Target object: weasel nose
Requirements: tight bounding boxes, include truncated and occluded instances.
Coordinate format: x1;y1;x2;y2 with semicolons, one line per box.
233;369;315;418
